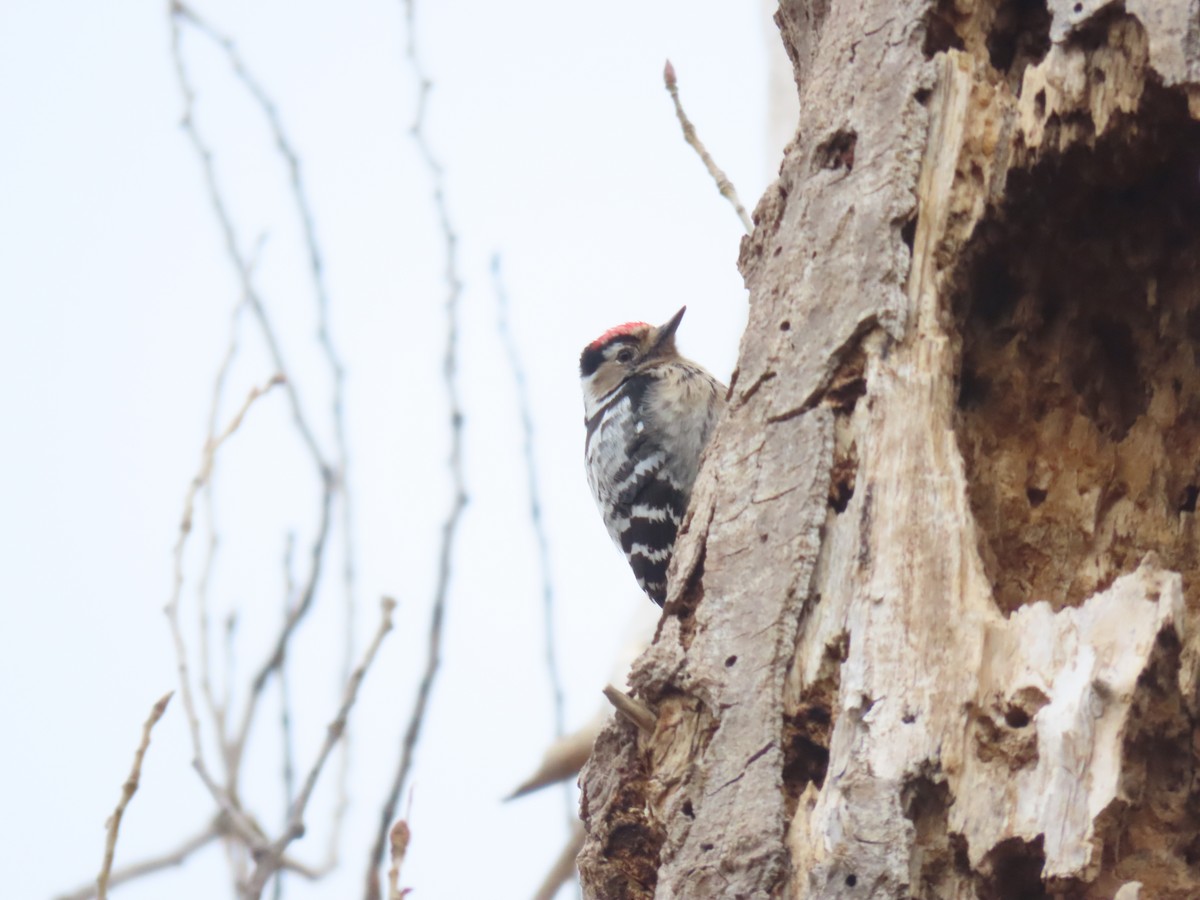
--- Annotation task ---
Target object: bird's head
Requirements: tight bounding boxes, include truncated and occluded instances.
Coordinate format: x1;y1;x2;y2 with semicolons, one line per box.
579;306;686;416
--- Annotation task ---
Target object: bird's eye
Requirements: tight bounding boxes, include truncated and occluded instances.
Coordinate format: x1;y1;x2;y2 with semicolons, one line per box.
615;348;635;364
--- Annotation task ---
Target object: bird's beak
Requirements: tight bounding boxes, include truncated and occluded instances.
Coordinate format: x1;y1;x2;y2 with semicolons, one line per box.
653;306;686;350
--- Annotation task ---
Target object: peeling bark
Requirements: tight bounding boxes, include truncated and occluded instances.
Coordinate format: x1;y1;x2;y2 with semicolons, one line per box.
579;2;1200;898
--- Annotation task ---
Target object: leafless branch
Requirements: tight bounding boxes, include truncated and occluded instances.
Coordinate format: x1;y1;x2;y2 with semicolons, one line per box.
274;533;298;900
504;723;600;801
242;597;398;897
491;255;570;819
231;486;333;775
169;19;359;852
170;14;360;846
165;375;284;818
364;2;468;897
196;286;254;759
663;59;754;234
171;3;331;472
73;8;371;899
96;692;174;900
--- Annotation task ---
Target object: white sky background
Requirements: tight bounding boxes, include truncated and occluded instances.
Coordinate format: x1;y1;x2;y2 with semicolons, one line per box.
0;1;786;897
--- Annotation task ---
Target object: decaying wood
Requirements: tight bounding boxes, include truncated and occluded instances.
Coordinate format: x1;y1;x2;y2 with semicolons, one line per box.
579;1;1200;898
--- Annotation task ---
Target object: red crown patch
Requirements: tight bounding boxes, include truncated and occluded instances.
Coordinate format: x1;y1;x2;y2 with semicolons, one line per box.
587;321;649;351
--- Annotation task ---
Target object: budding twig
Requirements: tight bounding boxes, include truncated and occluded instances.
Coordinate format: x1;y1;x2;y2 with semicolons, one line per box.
96;692;174;900
386;817;412;900
663;59;754;234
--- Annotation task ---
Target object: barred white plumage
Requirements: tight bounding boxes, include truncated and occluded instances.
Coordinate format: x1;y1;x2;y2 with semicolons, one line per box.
579;307;725;605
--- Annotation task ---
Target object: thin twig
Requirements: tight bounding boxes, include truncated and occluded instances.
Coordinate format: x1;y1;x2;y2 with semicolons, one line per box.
663;59;754;234
491;255;570;822
171;2;331;471
365;2;468;897
99;8;366;900
242;597;398;897
196;290;249;764
173;10;360;857
96;692;174;900
274;533;298;900
170;14;357;826
164;375;284;852
197;238;263;770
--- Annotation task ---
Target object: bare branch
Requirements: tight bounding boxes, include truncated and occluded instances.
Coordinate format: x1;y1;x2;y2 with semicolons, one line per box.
169;26;360;855
170;3;331;472
279;533;298;814
274;533;298;900
241;596;398;897
196;283;254;762
491;256;567;743
663;59;754;234
96;692;174;900
505;722;601;801
492;255;573;822
165;376;284;836
72;8;371;900
365;2;468;897
170;15;360;849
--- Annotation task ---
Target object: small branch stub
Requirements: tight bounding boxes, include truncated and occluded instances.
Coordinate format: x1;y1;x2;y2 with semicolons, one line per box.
602;684;657;735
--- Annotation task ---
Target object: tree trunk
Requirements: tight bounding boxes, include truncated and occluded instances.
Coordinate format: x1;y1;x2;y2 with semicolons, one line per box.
578;1;1200;897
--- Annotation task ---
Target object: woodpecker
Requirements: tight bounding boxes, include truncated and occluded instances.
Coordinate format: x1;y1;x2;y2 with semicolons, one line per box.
580;306;725;605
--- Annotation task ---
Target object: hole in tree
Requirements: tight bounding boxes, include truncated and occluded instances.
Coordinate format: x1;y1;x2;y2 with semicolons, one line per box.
725;655;738;667
845;874;858;887
953;67;1200;614
977;836;1048;899
985;0;1051;86
813;130;857;173
1004;707;1031;728
922;0;967;58
958;370;989;410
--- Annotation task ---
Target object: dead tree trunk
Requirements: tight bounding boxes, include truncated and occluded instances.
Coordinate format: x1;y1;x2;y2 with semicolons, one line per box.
579;1;1200;897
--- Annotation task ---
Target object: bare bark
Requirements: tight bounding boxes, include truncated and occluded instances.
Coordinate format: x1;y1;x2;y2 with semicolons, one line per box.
579;2;1200;898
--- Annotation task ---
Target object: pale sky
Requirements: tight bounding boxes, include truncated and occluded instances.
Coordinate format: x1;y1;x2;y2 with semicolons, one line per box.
0;2;778;897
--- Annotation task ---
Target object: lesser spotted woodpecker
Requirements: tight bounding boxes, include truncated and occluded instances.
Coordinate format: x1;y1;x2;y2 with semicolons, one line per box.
579;307;724;605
